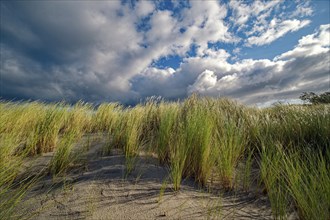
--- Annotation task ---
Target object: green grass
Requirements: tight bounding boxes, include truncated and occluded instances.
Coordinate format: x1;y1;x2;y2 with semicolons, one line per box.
0;96;329;219
155;102;179;164
49;130;78;176
282;147;330;220
180;97;215;186
259;143;291;219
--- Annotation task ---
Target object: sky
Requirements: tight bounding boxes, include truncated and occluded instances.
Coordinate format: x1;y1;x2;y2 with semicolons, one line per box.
1;0;329;106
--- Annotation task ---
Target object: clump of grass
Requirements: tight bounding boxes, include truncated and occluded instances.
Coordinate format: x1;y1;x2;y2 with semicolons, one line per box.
101;105;125;154
242;148;254;191
252;103;330;219
215;118;247;189
158;178;169;203
165;96;217;189
94;103;123;155
209;99;249;189
168;123;188;191
122;106;146;175
0;138;24;196
139;98;162;152
61;101;93;135
282;147;330;220
48;130;78;176
261;104;330;152
93;103;121;132
0;175;41;220
169;145;187;191
0;133;44;220
0;109;29;219
156;102;179;164
49;102;90;176
28;103;67;155
258;143;291;219
181;96;215;186
258;141;330;220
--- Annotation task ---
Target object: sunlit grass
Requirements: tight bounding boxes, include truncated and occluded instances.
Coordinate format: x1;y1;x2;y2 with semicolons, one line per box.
282;147;330;220
0;97;329;219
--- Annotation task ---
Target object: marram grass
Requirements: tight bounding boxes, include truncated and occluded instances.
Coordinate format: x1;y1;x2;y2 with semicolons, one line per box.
0;97;329;219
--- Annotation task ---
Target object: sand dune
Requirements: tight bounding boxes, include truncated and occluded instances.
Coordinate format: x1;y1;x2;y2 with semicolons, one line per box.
15;134;281;220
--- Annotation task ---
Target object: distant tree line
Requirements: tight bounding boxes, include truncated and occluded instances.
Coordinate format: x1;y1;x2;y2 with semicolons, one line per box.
299;91;330;104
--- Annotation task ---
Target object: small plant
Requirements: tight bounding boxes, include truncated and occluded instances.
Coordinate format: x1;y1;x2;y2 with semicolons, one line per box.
206;196;222;219
158;178;169;203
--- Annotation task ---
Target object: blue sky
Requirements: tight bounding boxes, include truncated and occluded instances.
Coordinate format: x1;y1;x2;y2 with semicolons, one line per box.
1;0;329;106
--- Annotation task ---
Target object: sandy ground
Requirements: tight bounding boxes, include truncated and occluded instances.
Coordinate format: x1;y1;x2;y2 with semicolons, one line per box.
16;134;278;220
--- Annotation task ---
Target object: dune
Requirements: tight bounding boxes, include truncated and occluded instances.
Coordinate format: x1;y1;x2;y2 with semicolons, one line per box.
16;134;277;220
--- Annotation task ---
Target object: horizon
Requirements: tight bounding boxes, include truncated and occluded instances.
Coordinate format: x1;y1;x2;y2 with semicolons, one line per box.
1;0;329;106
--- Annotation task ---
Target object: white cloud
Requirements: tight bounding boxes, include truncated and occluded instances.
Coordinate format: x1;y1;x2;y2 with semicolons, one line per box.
188;70;217;94
147;10;176;44
290;1;313;18
232;48;241;55
275;24;330;60
140;67;175;79
229;0;283;27
246;19;311;46
197;48;230;60
218;73;238;83
229;0;313;47
135;1;155;17
180;1;238;52
133;24;329;105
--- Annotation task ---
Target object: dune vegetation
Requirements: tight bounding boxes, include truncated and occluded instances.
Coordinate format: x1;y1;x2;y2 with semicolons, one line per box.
0;95;329;219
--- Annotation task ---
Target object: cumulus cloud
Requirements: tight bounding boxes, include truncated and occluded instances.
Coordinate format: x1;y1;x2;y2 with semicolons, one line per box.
181;0;237;48
188;70;217;94
134;24;329;105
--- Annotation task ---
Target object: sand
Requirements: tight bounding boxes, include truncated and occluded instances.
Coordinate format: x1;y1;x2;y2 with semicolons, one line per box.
16;134;280;220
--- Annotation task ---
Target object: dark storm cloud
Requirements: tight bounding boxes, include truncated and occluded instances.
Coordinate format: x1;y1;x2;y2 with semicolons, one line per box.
0;1;149;103
1;2;95;64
